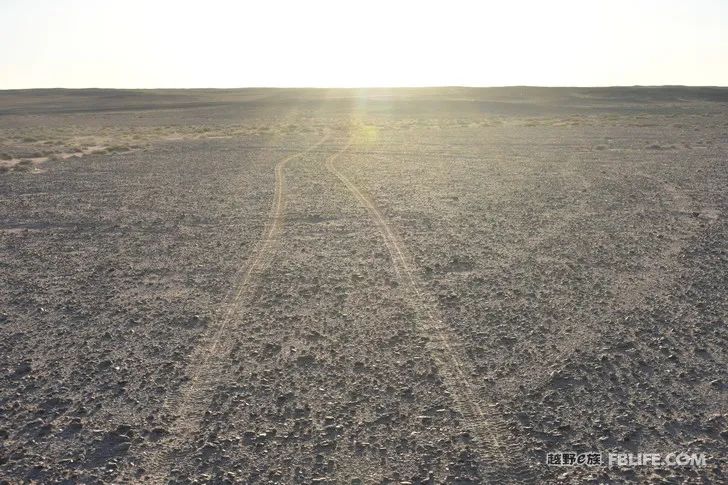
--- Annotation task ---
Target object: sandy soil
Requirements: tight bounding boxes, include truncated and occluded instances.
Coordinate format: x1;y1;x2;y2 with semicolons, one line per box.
0;88;726;483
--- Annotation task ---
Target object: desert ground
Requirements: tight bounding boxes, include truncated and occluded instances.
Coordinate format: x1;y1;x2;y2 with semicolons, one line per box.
0;87;726;483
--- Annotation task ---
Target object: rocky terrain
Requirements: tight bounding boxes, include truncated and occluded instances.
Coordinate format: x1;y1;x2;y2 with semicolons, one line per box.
0;88;726;483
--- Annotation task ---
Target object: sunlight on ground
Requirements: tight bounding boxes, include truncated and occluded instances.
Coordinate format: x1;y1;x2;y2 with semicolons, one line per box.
349;122;379;146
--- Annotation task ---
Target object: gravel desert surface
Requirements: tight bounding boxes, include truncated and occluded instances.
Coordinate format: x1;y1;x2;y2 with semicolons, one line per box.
0;87;726;483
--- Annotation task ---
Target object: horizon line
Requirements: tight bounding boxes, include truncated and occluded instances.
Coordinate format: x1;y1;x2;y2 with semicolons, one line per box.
2;84;728;92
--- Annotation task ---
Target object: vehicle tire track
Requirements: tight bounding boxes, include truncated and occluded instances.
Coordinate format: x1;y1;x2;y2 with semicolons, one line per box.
326;146;536;483
125;134;329;483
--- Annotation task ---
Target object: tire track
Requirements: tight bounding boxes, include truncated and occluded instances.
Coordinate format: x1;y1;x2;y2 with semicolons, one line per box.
125;134;329;483
326;146;536;483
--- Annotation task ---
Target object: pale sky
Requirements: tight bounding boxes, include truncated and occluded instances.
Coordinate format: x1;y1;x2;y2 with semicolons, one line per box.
2;0;727;89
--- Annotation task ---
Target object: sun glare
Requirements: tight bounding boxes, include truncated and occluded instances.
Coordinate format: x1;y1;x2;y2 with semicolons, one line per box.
1;0;727;88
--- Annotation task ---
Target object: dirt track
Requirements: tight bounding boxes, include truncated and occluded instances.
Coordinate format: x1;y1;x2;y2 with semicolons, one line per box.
127;134;332;482
327;145;535;482
0;88;726;483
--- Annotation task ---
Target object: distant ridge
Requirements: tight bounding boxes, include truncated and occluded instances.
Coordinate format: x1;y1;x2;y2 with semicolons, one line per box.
1;86;726;116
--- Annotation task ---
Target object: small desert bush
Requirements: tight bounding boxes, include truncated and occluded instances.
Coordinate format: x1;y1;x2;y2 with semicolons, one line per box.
13;160;32;171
